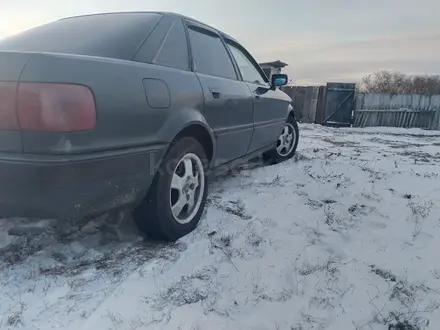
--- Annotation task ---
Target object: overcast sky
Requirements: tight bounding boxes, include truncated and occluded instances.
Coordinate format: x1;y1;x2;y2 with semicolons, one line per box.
0;0;439;85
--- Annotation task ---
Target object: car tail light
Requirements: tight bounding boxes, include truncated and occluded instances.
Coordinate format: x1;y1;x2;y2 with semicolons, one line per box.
0;82;19;130
17;83;96;132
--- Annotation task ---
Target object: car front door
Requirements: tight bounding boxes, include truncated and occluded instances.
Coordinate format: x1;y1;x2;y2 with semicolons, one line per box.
185;21;254;167
225;40;288;153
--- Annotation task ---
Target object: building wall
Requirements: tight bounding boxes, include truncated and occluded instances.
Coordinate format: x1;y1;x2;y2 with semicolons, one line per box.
260;66;282;80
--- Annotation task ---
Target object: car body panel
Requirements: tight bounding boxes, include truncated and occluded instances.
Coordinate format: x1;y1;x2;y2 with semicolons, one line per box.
0;144;167;219
19;52;204;154
0;51;34;153
154;107;217;165
195;73;254;167
247;85;292;153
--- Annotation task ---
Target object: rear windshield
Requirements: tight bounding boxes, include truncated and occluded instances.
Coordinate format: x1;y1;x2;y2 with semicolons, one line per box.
0;13;162;60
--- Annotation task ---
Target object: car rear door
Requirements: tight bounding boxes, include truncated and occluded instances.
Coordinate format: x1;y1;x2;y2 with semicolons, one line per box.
225;40;287;153
185;21;254;167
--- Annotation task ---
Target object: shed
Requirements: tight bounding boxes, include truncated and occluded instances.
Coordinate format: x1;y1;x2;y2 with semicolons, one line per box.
259;60;288;80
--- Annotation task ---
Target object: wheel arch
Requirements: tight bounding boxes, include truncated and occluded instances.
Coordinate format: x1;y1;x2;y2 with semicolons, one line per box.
287;103;296;120
173;123;215;165
156;108;216;168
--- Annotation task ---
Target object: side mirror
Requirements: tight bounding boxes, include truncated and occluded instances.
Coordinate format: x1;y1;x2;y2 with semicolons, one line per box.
271;73;288;88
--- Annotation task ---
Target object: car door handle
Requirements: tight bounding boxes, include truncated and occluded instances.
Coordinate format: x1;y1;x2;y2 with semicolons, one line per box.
209;87;221;99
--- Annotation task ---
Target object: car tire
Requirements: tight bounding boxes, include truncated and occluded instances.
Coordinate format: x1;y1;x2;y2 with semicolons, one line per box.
264;115;299;164
133;137;208;241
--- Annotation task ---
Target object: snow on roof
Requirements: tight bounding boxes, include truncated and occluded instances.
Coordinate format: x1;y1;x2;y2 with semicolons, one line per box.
259;60;288;68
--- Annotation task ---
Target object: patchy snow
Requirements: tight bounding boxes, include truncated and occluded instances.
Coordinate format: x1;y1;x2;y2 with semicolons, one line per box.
1;124;440;330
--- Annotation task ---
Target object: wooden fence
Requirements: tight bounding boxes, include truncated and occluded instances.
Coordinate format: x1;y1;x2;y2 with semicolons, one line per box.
354;93;440;129
280;86;440;130
281;86;326;124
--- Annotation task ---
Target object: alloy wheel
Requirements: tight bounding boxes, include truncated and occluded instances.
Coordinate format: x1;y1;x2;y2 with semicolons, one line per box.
276;123;296;157
169;153;205;224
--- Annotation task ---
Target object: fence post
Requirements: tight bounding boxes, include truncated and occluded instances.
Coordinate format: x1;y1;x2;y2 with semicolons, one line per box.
432;95;440;130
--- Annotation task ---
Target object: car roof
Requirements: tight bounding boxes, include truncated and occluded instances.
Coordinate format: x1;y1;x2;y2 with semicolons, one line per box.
61;11;239;44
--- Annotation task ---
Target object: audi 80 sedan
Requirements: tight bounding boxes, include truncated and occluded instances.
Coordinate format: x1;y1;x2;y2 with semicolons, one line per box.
0;12;299;240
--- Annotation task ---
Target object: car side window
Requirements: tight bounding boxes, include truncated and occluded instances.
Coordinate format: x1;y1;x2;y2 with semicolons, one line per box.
227;43;269;86
187;26;237;80
154;19;189;70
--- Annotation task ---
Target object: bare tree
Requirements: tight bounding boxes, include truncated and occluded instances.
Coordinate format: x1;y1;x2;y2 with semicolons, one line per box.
360;71;440;95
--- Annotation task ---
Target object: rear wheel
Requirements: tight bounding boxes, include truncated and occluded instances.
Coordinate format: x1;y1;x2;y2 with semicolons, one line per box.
133;137;208;241
264;116;299;164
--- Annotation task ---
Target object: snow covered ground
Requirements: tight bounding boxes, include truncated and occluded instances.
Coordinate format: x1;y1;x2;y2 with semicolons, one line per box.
1;124;440;330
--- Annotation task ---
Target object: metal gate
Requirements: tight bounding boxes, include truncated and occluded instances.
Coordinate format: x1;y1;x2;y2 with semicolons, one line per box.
323;82;356;127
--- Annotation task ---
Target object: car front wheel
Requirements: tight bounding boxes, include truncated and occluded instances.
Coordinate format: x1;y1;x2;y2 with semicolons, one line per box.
133;137;208;241
264;116;299;164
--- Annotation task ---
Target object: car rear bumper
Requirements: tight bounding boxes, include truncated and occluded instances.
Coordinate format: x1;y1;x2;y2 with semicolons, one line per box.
0;145;168;220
